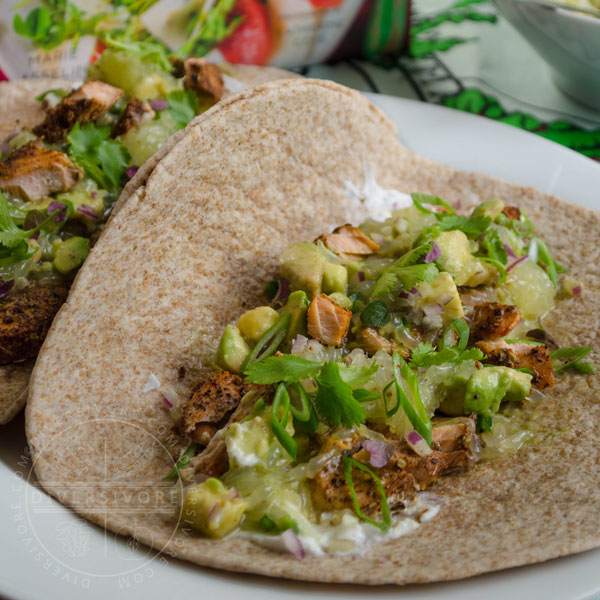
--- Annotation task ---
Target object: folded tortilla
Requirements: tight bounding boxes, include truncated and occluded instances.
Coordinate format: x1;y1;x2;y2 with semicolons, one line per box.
26;79;600;584
0;65;297;425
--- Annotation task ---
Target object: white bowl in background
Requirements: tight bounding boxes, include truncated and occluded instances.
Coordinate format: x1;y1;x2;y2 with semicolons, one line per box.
495;0;600;110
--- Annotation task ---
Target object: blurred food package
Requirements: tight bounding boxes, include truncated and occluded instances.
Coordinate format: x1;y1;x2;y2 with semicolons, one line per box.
0;0;410;80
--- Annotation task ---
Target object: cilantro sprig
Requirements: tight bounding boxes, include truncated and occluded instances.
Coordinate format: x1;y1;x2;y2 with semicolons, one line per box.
371;243;439;298
67;123;130;191
411;193;491;237
167;90;199;130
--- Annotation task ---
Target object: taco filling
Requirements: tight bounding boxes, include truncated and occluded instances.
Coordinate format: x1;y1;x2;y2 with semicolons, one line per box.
166;192;594;556
0;47;237;366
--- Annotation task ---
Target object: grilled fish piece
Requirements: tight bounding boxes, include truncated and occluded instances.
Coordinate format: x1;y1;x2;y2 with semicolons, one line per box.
34;81;123;142
471;302;521;340
183;371;265;446
0;284;68;364
174;58;224;104
0;141;83;202
111;98;154;137
476;339;555;390
502;205;521;221
307;293;352;347
319;224;380;261
311;419;479;515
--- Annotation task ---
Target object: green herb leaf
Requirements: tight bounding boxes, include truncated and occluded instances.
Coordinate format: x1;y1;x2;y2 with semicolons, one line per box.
314;363;365;428
67;123;130;191
550;346;594;374
437;214;492;236
167;90;199;130
529;237;565;287
103;34;172;71
411;193;456;215
342;455;391;531
244;353;320;384
361;301;390;327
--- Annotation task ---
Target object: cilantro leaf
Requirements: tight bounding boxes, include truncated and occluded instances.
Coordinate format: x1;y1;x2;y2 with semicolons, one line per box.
67;123;130;191
244;355;322;384
167;90;199;130
437;214;492;236
314;363;365;428
103;34;172;71
361;301;390;327
371;243;439;298
410;341;484;367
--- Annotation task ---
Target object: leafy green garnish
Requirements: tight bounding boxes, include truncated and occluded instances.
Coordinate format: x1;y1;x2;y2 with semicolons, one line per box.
411;193;491;237
342;455;391;531
167;90;199;130
35;87;68;102
361;301;390;327
371;243;439;298
348;291;365;313
244;353;320;384
410;343;484;367
528;237;566;287
103;33;172;71
67;123;130;191
550;346;594;374
338;363;378;387
314;363;365;428
164;443;197;480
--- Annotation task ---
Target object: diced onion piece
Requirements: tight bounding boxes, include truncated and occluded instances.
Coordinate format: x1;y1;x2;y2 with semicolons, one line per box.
281;528;304;559
290;334;309;355
363;439;395;468
405;431;432;456
149;98;168;110
506;254;529;272
143;372;160;392
423;241;441;263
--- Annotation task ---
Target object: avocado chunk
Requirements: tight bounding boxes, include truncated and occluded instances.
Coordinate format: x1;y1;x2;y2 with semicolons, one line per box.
464;366;532;419
280;242;325;299
237;306;279;343
437;362;478;416
52;237;89;274
215;324;250;373
435;230;495;287
471;199;504;220
181;478;246;538
416;272;464;326
282;290;310;344
322;262;348;294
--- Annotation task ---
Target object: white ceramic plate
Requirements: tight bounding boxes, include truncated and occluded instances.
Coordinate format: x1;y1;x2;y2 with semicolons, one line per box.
1;94;599;600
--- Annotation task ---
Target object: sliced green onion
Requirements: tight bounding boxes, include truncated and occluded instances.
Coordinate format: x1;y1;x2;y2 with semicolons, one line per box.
241;312;291;371
441;318;470;351
411;193;456;215
480;257;507;285
390;352;432;445
342;455;391;532
382;380;400;418
504;338;545;346
514;367;534;375
353;388;379;403
164;443;197;481
288;383;319;434
259;513;299;534
477;414;493;432
271;383;297;460
550;346;594;374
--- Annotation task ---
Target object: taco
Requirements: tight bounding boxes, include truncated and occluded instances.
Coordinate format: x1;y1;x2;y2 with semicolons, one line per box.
0;52;295;425
26;79;599;584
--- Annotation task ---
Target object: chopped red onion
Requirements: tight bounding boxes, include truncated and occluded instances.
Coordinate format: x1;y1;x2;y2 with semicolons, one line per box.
126;166;139;179
422;303;444;319
423;241;441;264
409;287;419;295
399;291;410;299
281;528;304;559
363;439;395;468
291;334;309;355
572;286;582;296
143;372;160;393
529;387;545;402
150;98;168;111
358;270;365;282
77;204;98;219
405;431;432;456
438;293;454;306
271;278;290;307
0;277;14;299
162;396;173;408
30;231;39;240
502;243;516;259
506;254;529;272
47;200;67;223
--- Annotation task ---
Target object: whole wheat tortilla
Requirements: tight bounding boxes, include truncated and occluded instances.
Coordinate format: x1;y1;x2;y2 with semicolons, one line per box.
26;79;600;584
0;65;296;426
